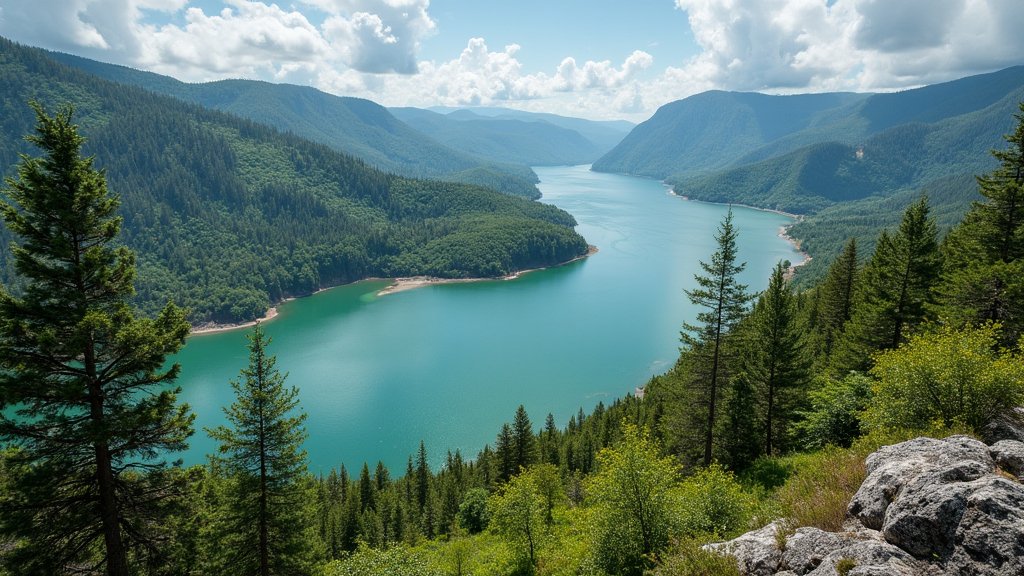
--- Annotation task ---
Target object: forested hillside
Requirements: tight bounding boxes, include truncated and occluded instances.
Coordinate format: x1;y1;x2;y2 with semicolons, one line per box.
0;38;589;325
47;50;543;199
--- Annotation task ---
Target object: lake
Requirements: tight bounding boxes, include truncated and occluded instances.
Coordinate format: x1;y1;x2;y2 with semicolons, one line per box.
174;165;803;473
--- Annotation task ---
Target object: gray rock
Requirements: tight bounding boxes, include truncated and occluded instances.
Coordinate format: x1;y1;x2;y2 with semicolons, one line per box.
805;539;921;575
981;406;1024;444
781;527;847;574
946;476;1024;575
989;439;1024;478
706;521;785;576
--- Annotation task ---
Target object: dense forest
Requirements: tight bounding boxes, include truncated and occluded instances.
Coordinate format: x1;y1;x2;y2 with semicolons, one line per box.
0;65;1022;574
46;50;544;199
0;38;589;325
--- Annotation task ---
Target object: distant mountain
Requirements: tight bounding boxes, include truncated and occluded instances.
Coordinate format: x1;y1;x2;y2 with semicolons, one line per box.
46;51;542;198
592;91;870;178
390;107;626;166
0;37;588;324
425;106;634;154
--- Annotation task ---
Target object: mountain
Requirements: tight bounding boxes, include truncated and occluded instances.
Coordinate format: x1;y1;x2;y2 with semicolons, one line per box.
390;107;624;166
595;66;1024;283
592;91;870;178
0;37;589;324
424;105;634;154
45;51;542;199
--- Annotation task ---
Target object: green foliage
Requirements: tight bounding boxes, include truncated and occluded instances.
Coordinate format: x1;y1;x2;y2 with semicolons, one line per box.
864;323;1024;433
676;464;753;540
488;469;547;572
650;539;742;576
773;447;867;531
935;102;1024;345
794;374;873;450
321;543;440;576
836;557;857;576
206;324;319;575
0;39;588;325
587;425;681;576
833;196;941;372
458;488;491;534
0;102;192;576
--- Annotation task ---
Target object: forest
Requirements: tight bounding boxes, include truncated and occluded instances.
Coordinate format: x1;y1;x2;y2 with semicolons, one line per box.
0;63;1023;576
0;38;589;326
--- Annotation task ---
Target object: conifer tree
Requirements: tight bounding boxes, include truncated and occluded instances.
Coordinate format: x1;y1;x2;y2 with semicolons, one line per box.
936;102;1024;344
746;262;809;456
680;209;753;466
511;404;538;472
834;197;940;372
495;422;516;483
816;238;859;362
207;323;314;576
415;441;431;512
0;103;191;576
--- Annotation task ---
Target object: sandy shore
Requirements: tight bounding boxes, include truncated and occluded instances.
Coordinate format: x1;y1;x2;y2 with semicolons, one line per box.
189;247;598;334
377;245;599;297
190;306;280;335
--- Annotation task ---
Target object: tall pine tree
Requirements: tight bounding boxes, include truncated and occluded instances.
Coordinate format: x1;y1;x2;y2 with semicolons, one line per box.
680;209;753;466
936;102;1024;345
0;103;191;576
834;197;940;373
207;323;315;576
815;238;859;365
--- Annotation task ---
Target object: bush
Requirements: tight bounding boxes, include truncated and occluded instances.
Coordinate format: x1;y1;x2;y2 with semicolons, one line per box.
650;539;742;576
676;464;753;539
865;323;1024;433
794;373;873;450
458;488;490;534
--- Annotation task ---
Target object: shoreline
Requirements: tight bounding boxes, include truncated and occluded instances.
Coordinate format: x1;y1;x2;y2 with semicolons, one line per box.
669;189;812;273
377;245;599;296
188;246;598;335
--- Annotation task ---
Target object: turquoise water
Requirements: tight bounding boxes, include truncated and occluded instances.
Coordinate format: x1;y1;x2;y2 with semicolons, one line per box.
173;165;803;473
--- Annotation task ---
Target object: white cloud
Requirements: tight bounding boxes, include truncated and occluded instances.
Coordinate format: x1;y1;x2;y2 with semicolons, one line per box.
1;0;1021;120
669;0;1024;98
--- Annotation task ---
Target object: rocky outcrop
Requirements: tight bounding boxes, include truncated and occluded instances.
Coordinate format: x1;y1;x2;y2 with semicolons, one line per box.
709;436;1024;575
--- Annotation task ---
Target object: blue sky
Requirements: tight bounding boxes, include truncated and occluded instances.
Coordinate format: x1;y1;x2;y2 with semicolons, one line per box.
1;1;1022;120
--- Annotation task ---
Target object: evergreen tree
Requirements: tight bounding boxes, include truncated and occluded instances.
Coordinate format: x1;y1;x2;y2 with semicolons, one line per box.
816;238;859;363
0;103;191;576
745;262;809;456
936;103;1024;345
415;441;430;512
511;404;538;472
495;423;516;483
721;371;760;470
358;462;376;512
207;323;314;576
540;413;561;466
835;197;940;372
679;209;754;466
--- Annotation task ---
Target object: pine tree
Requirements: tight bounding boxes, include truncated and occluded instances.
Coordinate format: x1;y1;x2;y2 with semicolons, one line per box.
511;404;537;472
835;197;940;372
816;238;859;363
415;441;431;512
207;323;314;576
746;262;809;456
0;103;192;576
680;209;753;466
936;102;1024;344
495;422;516;483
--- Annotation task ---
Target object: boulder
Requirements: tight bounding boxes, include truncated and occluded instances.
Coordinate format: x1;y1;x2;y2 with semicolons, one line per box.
711;436;1024;575
989;439;1024;478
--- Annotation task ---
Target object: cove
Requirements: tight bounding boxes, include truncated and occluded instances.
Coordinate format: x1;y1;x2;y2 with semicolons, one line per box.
173;165;804;473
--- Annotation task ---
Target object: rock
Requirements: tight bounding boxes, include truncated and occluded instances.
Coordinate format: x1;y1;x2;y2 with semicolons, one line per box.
848;436;992;530
705;521;785;576
714;435;1024;575
946;476;1024;575
981;406;1024;444
990;439;1024;478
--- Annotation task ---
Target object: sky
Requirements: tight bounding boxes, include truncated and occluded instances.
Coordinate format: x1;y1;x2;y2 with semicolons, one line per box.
1;0;1023;121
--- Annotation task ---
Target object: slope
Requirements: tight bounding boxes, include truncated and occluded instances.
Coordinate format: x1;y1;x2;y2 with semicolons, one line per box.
46;50;542;199
0;37;589;325
591;91;869;178
390;107;608;166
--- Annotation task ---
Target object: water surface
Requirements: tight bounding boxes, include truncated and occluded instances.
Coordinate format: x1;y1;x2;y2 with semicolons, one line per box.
175;165;803;472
